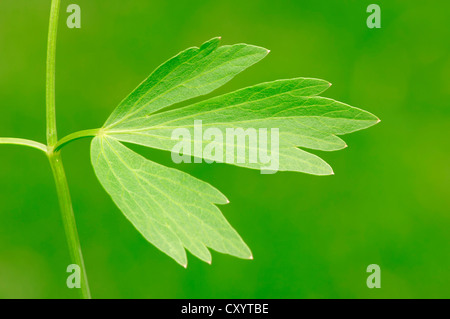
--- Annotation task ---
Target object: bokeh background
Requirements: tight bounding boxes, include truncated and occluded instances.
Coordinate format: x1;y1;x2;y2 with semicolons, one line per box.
0;0;449;298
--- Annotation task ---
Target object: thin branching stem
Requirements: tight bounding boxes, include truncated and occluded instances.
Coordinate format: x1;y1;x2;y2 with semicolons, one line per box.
46;0;91;299
0;138;47;153
54;128;100;152
46;0;59;147
48;152;91;299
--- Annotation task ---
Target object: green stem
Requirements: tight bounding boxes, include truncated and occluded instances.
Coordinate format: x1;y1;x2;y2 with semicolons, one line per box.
0;138;47;153
46;0;91;298
48;152;91;299
46;0;60;147
54;129;100;152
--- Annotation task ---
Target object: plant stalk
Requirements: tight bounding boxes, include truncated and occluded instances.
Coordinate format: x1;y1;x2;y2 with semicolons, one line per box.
54;128;100;152
46;0;91;298
46;0;60;147
48;152;91;299
0;138;47;153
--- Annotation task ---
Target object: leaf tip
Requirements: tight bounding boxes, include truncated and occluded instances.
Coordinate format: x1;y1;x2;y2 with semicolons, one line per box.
182;263;188;269
249;254;254;260
266;49;271;54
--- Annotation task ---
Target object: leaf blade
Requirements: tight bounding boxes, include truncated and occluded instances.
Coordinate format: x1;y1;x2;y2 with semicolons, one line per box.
105;37;269;128
105;77;379;174
91;136;251;266
92;39;380;265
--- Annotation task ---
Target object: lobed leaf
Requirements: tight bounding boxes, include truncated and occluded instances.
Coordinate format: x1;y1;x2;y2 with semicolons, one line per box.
105;37;269;128
91;136;252;266
105;78;379;175
90;38;379;265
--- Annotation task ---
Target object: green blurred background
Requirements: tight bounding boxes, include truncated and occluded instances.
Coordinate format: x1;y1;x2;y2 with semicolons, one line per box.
0;0;449;298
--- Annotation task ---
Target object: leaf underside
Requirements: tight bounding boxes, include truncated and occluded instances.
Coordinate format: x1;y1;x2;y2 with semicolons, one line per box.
91;136;250;266
91;38;379;266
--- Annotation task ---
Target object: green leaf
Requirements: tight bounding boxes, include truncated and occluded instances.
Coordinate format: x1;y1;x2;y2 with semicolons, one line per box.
105;77;379;175
104;37;269;128
91;136;252;266
91;38;379;265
